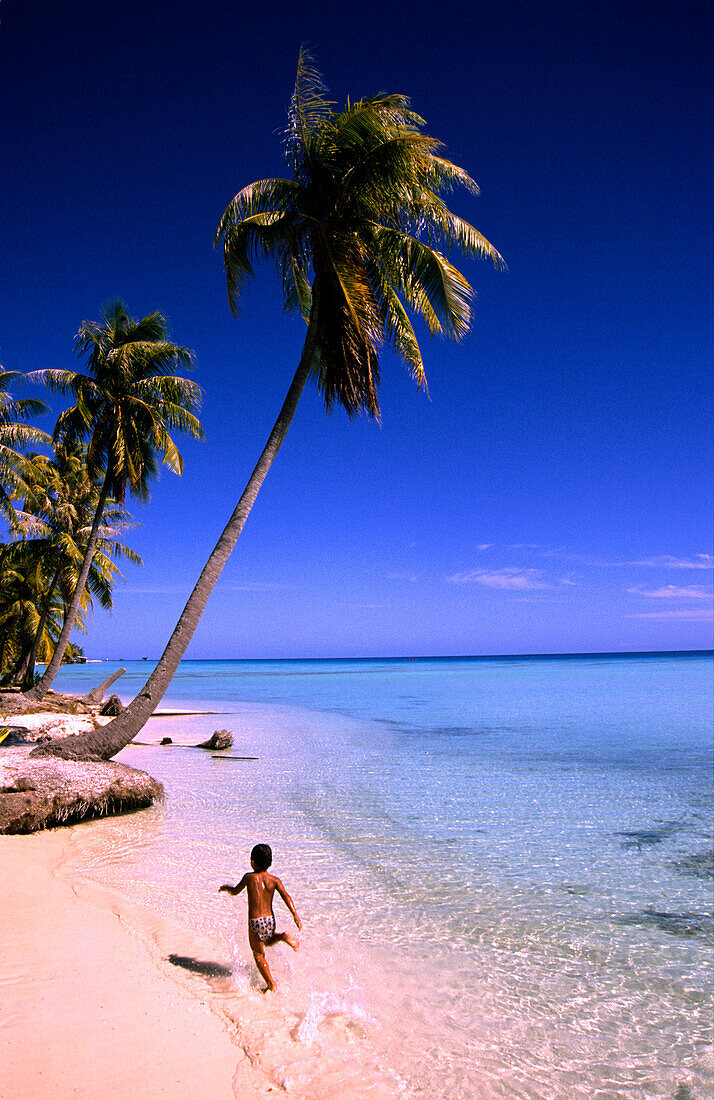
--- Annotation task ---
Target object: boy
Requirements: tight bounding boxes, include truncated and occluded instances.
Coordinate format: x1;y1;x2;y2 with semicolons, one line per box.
219;843;301;992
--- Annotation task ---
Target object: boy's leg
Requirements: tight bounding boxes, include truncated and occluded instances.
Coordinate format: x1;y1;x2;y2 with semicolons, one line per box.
266;930;299;951
248;928;276;991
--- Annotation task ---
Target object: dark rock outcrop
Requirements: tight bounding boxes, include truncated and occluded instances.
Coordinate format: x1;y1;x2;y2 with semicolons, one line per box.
99;694;124;717
196;729;234;751
0;726;33;747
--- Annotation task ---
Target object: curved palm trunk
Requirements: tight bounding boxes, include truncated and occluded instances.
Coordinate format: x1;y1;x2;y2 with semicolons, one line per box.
24;473;112;702
36;304;320;759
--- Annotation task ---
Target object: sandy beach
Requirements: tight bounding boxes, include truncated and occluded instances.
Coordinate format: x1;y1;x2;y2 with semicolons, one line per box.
0;828;274;1099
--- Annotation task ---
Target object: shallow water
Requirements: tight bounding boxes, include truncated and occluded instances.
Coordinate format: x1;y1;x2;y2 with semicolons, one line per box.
57;654;713;1098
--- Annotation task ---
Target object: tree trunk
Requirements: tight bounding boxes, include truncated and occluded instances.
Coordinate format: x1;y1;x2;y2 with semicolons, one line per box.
5;638;32;688
8;643;32;688
24;473;112;702
19;567;61;690
35;301;320;760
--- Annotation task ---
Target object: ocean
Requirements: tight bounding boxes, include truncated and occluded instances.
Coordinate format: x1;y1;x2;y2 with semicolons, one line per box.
54;653;713;1099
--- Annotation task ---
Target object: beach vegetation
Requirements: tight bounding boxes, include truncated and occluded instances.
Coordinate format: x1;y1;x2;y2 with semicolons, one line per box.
54;49;503;760
0;440;141;690
23;302;204;701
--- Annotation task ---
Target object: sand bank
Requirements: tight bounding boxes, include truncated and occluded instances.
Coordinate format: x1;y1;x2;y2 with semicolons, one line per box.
0;830;274;1099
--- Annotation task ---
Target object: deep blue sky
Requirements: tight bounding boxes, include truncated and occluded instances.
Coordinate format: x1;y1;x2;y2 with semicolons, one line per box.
1;0;711;658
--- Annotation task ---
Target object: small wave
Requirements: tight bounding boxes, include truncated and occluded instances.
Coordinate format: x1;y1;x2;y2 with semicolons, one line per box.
294;983;372;1045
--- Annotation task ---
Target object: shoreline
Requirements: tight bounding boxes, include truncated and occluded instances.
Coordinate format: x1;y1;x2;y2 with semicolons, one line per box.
5;665;710;1098
0;827;277;1099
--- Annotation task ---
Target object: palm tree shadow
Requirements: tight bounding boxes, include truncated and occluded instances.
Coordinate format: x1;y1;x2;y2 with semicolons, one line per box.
167;953;232;978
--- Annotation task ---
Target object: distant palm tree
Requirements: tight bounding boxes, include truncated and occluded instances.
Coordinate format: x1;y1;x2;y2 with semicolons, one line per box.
5;442;141;688
0;546;92;686
0;369;50;531
24;302;203;701
42;50;503;759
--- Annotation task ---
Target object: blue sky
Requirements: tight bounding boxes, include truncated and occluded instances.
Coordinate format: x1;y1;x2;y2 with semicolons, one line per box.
1;0;711;658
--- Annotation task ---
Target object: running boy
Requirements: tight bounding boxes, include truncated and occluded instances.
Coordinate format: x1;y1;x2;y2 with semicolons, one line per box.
219;843;301;992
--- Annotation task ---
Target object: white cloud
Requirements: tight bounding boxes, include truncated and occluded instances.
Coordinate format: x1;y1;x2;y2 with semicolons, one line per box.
447;567;549;590
628;608;714;621
123;586;184;595
627;584;713;600
631;554;714;570
520;549;714;571
124;581;287;594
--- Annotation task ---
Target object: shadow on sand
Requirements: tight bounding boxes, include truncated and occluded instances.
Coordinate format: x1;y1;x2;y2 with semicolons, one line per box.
167;953;232;978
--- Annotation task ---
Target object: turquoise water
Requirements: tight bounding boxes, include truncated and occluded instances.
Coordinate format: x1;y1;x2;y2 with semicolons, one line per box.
57;653;713;1098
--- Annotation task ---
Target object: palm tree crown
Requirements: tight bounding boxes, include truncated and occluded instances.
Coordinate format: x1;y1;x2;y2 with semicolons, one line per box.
216;48;504;419
31;302;204;504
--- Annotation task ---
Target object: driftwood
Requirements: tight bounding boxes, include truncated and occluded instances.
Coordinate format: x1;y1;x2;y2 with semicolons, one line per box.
85;668;126;704
196;729;234;751
0;745;163;834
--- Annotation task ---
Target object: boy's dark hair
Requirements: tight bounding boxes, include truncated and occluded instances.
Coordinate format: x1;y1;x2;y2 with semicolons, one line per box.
251;843;272;871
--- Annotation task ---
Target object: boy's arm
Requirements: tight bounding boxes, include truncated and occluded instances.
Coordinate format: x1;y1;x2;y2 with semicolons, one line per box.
275;877;302;930
219;874;247;896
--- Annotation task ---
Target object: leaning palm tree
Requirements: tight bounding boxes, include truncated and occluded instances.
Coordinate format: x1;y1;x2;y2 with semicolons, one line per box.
24;302;203;701
38;50;503;759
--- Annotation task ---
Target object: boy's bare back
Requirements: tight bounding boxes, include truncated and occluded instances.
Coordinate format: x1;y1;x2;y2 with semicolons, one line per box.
241;870;285;920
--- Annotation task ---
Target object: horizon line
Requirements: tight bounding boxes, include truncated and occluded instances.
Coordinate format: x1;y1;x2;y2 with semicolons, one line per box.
84;648;713;664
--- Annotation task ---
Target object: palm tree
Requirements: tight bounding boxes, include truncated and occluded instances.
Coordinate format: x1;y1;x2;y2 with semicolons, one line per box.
5;442;141;689
24;302;203;701
0;369;50;532
40;50;503;759
0;549;93;685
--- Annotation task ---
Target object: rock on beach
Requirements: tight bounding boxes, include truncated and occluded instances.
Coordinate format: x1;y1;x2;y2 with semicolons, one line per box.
0;709;163;834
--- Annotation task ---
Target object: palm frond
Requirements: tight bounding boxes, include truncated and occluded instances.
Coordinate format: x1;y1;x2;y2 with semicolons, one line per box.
374;228;473;339
373;273;428;391
285;46;334;166
438;210;506;268
215;179;300;241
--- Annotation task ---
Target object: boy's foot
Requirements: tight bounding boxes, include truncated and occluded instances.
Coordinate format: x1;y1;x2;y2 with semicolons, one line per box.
263;982;277;993
283;933;299;951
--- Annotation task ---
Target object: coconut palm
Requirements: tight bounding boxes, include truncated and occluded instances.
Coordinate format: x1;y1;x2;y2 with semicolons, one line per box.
40;50;503;759
0;369;50;531
4;443;141;688
0;550;90;685
24;302;203;701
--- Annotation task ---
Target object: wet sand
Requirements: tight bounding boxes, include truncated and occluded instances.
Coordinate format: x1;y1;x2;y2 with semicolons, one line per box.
0;829;272;1099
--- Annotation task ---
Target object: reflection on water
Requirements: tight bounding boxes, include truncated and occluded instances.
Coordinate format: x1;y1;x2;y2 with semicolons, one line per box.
59;655;713;1098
